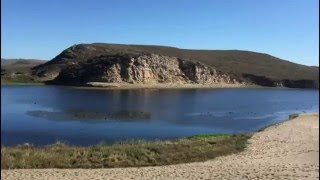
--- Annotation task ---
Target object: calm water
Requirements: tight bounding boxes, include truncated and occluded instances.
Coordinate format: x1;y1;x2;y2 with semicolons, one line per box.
1;85;319;146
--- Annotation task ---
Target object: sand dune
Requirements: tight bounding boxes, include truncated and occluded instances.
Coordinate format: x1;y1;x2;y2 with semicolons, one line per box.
2;113;319;180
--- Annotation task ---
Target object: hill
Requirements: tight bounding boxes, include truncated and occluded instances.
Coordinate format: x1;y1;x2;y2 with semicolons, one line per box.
1;59;47;84
26;43;320;88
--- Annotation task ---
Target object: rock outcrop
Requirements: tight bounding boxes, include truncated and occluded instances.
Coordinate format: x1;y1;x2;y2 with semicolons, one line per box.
51;54;243;86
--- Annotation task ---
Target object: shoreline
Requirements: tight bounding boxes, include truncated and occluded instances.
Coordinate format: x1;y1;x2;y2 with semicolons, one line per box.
1;113;319;179
1;113;315;148
72;83;260;90
0;82;256;89
0;82;45;86
2;82;315;90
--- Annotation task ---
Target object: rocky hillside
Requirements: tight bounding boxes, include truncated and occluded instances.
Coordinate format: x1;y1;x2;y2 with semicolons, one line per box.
52;54;241;86
32;43;319;88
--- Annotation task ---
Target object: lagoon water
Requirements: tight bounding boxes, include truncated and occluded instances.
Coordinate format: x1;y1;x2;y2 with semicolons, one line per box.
1;85;319;146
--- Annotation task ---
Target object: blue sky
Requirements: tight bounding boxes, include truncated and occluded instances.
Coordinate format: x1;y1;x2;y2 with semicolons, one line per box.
1;0;319;66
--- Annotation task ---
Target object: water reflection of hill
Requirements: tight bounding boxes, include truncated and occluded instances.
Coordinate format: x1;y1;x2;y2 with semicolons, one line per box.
27;110;151;122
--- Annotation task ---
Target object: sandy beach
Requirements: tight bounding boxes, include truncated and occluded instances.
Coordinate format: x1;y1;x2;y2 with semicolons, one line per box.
1;113;319;180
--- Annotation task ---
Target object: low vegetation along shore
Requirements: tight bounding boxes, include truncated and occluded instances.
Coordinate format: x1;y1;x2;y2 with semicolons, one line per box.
1;134;250;169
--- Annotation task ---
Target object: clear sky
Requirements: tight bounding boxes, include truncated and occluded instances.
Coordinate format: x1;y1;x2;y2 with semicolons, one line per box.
1;0;319;66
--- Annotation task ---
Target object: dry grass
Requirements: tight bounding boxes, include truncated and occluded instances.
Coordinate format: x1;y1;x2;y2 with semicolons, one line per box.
1;134;251;169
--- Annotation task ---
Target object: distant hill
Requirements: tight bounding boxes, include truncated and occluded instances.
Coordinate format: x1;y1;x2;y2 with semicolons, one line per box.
2;58;47;74
33;43;319;88
1;59;47;84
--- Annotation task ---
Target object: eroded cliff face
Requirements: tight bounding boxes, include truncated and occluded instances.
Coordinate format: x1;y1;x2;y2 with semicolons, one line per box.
52;54;243;85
